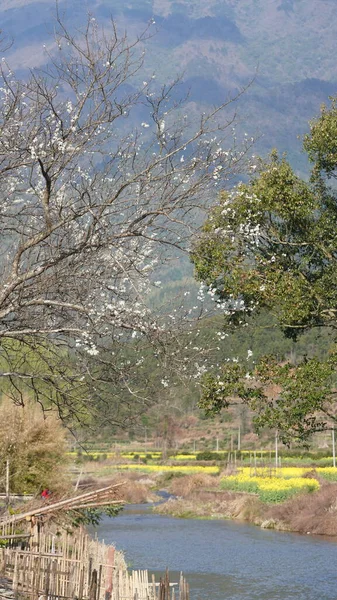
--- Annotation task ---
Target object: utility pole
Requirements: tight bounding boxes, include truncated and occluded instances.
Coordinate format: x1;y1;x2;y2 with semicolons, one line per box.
216;436;219;452
275;430;278;469
238;425;241;451
5;460;9;507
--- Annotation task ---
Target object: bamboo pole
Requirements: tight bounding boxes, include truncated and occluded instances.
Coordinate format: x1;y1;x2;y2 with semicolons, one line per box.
1;482;126;524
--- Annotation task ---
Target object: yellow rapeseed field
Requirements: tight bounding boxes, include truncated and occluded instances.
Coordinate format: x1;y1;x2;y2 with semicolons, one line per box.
222;470;319;502
315;467;337;481
174;454;197;460
239;466;337;481
116;464;219;474
239;467;310;478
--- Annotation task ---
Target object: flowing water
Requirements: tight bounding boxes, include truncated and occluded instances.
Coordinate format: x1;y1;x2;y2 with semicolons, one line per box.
95;501;337;599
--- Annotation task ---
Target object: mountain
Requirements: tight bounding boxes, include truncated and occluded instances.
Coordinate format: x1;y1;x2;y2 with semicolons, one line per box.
1;0;336;173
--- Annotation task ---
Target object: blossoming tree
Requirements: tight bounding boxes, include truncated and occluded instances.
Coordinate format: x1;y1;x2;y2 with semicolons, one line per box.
0;11;251;429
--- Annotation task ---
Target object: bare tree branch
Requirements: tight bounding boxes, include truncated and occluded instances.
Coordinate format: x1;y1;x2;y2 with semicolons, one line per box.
0;12;252;429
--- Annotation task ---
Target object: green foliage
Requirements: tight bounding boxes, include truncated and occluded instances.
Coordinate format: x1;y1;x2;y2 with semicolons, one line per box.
0;338;92;429
316;470;337;482
196;451;219;461
304;97;337;177
192;149;337;336
221;477;259;495
70;505;123;527
192;98;337;444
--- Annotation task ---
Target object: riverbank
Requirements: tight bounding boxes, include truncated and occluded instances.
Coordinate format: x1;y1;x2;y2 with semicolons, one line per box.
153;474;337;536
76;465;337;536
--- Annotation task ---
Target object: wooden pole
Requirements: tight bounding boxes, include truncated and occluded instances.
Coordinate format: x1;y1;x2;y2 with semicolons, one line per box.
3;482;125;523
105;546;114;600
5;460;9;507
75;469;83;492
332;428;336;468
89;569;98;600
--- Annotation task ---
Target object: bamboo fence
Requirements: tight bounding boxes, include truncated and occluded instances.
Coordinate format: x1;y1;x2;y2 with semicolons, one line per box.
0;526;189;600
0;484;189;600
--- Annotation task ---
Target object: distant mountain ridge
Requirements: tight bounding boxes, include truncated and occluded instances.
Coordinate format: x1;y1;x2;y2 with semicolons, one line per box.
1;0;337;171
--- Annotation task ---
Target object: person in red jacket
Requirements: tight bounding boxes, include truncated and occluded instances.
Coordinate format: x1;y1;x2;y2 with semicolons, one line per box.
41;488;51;500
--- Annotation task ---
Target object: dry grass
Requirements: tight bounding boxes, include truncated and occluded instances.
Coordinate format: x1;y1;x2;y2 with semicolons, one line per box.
79;473;157;504
168;473;219;497
267;483;337;535
157;473;337;536
155;490;263;521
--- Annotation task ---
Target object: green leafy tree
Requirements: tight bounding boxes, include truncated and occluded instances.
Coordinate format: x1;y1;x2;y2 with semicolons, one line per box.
192;98;337;443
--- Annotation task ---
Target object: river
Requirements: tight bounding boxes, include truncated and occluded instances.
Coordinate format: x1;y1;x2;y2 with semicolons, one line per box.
95;502;337;599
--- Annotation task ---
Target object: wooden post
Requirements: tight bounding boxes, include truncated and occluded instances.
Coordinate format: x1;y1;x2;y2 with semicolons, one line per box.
44;561;51;600
75;468;83;491
152;573;156;600
89;569;98;600
5;460;9;507
105;546;115;600
97;564;103;600
78;565;85;600
13;550;18;597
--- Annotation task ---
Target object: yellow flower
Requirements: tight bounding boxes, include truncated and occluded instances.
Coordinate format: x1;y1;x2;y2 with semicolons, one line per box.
116;464;219;474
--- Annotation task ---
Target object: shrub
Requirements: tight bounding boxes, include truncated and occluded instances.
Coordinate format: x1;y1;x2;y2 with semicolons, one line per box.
197;451;219;461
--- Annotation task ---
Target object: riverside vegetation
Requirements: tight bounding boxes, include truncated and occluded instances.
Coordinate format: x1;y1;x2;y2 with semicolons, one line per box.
75;451;337;536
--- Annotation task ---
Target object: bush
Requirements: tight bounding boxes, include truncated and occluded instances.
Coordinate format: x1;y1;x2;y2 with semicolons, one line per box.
197;451;219;461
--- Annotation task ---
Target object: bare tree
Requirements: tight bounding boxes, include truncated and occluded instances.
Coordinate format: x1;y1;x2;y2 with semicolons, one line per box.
0;11;251;430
